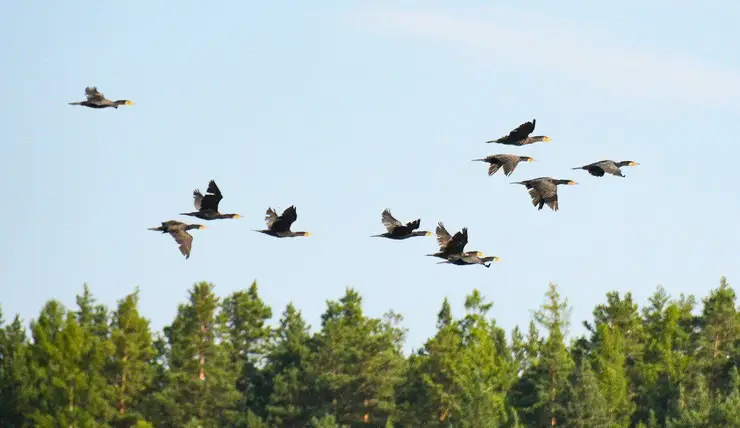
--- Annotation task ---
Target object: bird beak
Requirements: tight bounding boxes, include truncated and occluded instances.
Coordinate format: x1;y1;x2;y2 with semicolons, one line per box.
493;256;501;262
629;161;639;166
425;232;432;236
543;136;551;142
568;180;578;185
199;225;207;229
234;214;242;219
528;158;535;162
125;100;135;106
304;232;311;237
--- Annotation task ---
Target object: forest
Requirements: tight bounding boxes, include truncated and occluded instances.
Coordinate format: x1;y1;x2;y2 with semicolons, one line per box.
1;278;739;428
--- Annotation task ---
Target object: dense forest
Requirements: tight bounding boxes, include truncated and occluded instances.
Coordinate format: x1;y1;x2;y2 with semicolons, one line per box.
1;278;739;428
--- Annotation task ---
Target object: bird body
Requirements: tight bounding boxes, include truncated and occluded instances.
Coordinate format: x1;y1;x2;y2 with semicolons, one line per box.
254;206;310;238
472;154;534;176
69;86;134;109
572;160;639;177
437;252;500;268
486;119;551;146
371;209;431;240
180;180;242;220
148;221;205;259
511;177;577;211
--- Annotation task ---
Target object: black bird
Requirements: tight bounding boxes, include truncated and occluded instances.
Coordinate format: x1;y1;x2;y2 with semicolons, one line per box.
486;119;551;146
253;206;310;238
371;209;432;240
572;160;640;177
472;154;535;177
69;86;134;109
511;177;578;211
437;252;501;268
148;220;205;259
180;180;242;220
426;222;471;259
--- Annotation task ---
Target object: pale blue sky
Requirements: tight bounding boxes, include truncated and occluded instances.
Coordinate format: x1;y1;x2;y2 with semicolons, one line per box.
2;1;739;351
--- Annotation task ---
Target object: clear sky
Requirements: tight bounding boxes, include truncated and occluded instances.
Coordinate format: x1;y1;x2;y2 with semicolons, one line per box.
2;1;739;352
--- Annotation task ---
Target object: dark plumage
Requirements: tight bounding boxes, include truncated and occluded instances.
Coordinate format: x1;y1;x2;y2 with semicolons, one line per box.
486;119;551;146
148;220;205;259
572;160;640;177
253;206;310;238
371;209;431;240
437;252;500;268
472;154;535;177
511;177;578;211
426;222;469;259
68;86;134;109
180;180;242;220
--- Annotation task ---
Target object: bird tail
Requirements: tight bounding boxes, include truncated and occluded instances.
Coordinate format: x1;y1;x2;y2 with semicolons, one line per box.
484;139;498;144
148;227;163;232
510;181;524;185
179;212;195;217
471;158;486;162
68;102;82;105
571;166;584;170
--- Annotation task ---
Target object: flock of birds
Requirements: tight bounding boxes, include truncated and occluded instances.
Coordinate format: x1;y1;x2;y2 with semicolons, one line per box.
70;87;639;268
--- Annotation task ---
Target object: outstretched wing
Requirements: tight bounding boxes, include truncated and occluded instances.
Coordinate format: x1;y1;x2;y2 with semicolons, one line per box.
446;228;468;254
85;86;105;102
435;222;452;249
499;119;535;142
199;180;223;211
192;189;205;210
169;230;194;259
264;208;279;228
404;219;421;231
381;209;402;232
269;206;298;232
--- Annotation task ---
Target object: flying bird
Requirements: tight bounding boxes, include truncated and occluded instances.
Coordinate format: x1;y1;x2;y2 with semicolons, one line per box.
68;86;134;109
437;252;500;268
486;119;551;146
148;220;205;259
180;180;242;220
371;209;431;240
472;154;535;177
253;206;310;238
571;160;639;177
426;222;470;259
511;177;577;211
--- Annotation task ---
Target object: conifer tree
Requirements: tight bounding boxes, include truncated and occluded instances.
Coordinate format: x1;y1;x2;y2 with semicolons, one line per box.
0;309;32;427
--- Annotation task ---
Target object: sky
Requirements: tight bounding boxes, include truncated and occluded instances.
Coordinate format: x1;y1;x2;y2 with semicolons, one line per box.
2;1;739;353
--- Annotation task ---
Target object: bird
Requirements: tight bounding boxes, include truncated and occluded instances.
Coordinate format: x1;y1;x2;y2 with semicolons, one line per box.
426;222;470;259
511;177;578;211
486;119;551;146
253;206;310;238
571;160;640;177
68;86;134;109
371;209;432;240
472;154;535;177
148;220;206;259
180;180;242;220
437;252;500;268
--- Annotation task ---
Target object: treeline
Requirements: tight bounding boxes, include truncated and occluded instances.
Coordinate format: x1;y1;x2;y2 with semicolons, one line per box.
1;278;739;428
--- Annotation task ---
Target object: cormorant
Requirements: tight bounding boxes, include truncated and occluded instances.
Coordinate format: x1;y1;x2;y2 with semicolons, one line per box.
571;160;639;177
180;180;242;220
148;220;205;259
371;209;431;240
486;119;550;146
437;252;500;268
426;222;469;259
253;206;310;238
68;86;134;109
472;154;535;176
511;177;577;211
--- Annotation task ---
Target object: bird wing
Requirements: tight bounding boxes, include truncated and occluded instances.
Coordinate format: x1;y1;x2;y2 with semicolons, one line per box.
264;208;279;228
497;155;519;176
381;209;402;232
499;119;535;142
169;229;193;259
404;219;421;231
270;206;298;232
532;180;557;198
595;161;619;175
587;166;606;177
192;190;205;210
435;222;452;249
446;228;468;253
200;180;223;211
85;86;105;102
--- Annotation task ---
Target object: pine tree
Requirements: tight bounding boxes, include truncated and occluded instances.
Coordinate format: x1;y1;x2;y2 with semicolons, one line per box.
265;302;312;426
107;288;156;426
0;309;32;427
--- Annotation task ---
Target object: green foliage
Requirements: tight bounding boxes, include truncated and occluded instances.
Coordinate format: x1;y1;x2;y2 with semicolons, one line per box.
2;276;739;428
